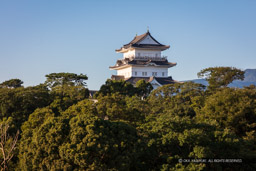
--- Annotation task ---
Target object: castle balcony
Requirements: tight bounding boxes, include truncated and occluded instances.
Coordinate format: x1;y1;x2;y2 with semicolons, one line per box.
129;56;167;61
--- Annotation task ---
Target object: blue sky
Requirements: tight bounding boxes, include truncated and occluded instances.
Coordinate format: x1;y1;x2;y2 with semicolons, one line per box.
0;0;256;89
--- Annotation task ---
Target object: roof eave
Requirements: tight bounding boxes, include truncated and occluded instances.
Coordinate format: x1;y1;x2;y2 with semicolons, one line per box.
129;64;174;68
115;47;135;53
109;65;131;70
132;45;170;51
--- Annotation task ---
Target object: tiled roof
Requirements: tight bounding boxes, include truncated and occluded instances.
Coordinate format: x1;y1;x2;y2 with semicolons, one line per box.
111;75;125;81
109;58;177;69
128;60;176;66
123;76;176;86
126;32;148;45
116;31;169;52
130;44;170;49
125;77;151;85
154;77;176;85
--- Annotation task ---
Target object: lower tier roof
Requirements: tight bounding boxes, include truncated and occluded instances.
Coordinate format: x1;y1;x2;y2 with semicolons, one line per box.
111;75;179;86
110;58;176;70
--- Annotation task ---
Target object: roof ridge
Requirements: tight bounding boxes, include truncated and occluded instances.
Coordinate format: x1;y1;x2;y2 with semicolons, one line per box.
127;32;148;45
116;32;170;52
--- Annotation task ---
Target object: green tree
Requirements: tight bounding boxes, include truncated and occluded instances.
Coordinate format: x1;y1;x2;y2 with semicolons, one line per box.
197;67;245;90
96;79;136;97
140;112;255;170
147;82;206;117
0;123;19;171
19;103;143;170
96;93;148;125
59;114;141;170
45;72;88;88
96;93;128;121
135;80;153;98
196;87;256;137
49;84;89;113
0;84;51;132
0;79;23;88
18;107;69;170
45;73;89;113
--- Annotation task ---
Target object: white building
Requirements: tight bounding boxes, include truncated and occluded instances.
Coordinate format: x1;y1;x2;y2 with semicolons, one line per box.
110;31;178;89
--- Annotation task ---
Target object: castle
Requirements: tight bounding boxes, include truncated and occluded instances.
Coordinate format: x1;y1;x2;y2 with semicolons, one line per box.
110;31;178;89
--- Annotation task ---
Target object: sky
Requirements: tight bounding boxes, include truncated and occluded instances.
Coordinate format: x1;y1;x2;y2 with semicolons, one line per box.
0;0;256;90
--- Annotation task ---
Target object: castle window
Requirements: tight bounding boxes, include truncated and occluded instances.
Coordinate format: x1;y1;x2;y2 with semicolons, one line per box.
152;72;157;76
142;72;147;76
162;72;164;76
135;71;137;76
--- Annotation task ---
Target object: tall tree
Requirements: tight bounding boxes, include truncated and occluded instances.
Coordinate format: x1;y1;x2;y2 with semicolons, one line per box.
0;124;19;171
19;104;143;170
141;111;255;170
45;73;88;88
96;79;136;97
45;73;89;113
135;80;153;99
197;67;244;90
0;84;51;132
0;79;23;88
196;87;256;137
147;82;206;117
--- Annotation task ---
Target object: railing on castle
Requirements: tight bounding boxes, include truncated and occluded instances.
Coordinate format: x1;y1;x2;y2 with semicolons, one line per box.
129;56;167;61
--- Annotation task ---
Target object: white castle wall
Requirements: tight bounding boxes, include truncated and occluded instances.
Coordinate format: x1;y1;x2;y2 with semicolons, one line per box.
117;67;132;78
132;67;168;77
123;50;135;58
123;49;161;58
135;50;161;58
117;66;168;78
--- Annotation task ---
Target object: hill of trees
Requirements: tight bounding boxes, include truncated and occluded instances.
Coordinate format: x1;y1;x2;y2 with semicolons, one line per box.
0;67;255;170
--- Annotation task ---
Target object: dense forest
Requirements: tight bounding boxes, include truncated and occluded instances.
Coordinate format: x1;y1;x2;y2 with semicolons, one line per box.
0;67;255;170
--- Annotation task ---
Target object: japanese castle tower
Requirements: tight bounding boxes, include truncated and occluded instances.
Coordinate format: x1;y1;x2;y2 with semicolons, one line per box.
110;31;177;89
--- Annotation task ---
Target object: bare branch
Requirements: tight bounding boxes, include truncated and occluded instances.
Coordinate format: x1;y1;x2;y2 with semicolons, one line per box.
0;124;19;171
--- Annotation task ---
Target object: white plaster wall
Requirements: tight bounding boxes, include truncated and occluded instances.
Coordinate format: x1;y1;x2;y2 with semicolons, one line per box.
131;67;168;77
135;49;161;58
117;67;132;78
123;50;135;58
139;35;158;45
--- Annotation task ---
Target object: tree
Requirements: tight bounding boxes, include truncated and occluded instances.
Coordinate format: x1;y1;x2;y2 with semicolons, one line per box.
45;72;88;88
0;84;51;132
44;73;89;113
0;124;19;171
96;93;128;121
18;107;66;170
96;93;148;125
97;79;154;98
196;87;256;137
49;84;89;113
59;114;141;170
96;79;136;97
140;111;255;170
135;80;153;98
0;79;23;88
0;67;255;170
19;104;143;170
147;82;206;117
197;67;245;90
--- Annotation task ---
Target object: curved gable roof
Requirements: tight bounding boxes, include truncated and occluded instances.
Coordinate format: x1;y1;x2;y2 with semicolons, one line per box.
125;31;162;46
116;31;170;52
